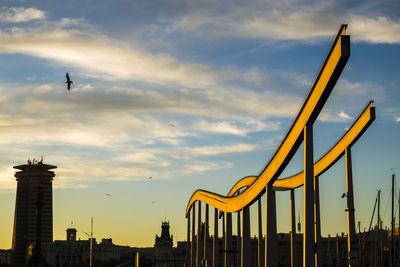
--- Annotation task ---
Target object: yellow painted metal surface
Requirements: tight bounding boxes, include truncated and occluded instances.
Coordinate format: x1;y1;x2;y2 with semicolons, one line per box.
206;102;374;198
273;102;375;191
185;25;350;216
227;176;257;197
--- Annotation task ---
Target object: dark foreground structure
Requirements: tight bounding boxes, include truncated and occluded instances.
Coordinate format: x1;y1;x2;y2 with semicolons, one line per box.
184;25;376;267
11;159;56;266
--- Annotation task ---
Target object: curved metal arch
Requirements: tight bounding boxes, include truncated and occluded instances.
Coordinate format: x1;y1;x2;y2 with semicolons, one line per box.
227;176;257;197
186;25;350;216
220;102;374;195
273;101;374;190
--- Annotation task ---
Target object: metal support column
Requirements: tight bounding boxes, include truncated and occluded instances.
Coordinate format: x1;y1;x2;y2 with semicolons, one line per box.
291;189;297;267
237;210;241;267
187;213;191;267
242;206;250;267
392;174;395;267
213;208;218;267
315;175;322;267
258;198;263;267
222;213;225;267
197;201;202;267
205;204;209;266
225;213;232;267
266;183;277;267
346;147;358;266
192;204;196;267
304;122;315;267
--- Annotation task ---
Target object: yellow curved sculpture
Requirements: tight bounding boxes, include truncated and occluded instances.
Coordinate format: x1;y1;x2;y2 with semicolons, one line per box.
274;101;374;190
186;25;350;215
223;102;374;196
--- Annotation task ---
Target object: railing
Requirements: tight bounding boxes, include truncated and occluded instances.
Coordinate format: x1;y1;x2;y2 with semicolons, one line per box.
185;24;375;267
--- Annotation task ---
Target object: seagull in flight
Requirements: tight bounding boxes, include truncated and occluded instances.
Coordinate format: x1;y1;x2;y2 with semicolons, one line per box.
65;73;73;90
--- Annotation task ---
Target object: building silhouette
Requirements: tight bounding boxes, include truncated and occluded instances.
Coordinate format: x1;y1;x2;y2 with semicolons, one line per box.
11;159;56;265
153;221;186;267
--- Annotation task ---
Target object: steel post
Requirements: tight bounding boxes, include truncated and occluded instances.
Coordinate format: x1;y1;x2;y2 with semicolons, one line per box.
192;204;196;267
291;189;297;267
258;198;264;267
187;213;191;267
237;210;241;267
197;201;202;267
213;208;218;267
304;123;315;267
225;213;232;267
205;204;209;266
242;206;251;267
266;183;277;267
315;175;322;267
345;147;358;266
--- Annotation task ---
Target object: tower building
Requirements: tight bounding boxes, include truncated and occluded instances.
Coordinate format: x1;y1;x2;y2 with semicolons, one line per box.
11;159;56;265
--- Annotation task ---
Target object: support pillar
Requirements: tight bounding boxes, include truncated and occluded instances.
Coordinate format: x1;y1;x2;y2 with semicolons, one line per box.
304;122;315;267
242;206;251;267
197;202;202;267
315;175;322;267
237;211;241;267
222;213;225;267
265;183;277;267
258;198;264;267
192;204;196;267
213;208;218;267
290;189;297;267
187;212;191;267
345;147;358;266
205;204;209;266
225;213;232;267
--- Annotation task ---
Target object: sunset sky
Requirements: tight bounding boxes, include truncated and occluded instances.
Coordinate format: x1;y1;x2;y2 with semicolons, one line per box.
0;0;399;249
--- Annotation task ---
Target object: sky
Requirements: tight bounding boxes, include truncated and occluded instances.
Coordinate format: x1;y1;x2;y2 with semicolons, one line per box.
0;0;399;249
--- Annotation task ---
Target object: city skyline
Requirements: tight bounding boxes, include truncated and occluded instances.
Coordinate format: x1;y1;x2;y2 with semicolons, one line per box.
0;0;400;250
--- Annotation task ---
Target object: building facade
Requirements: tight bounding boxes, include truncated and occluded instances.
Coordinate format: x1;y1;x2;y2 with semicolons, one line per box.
153;221;186;267
11;159;56;266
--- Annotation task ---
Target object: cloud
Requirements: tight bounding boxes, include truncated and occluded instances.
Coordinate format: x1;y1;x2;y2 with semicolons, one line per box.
34;84;54;94
0;18;260;88
0;7;46;23
163;1;400;44
396;117;400;122
337;111;352;120
184;143;258;156
350;15;400;44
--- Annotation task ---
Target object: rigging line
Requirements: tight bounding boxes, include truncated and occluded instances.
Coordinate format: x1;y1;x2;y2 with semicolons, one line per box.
361;193;378;266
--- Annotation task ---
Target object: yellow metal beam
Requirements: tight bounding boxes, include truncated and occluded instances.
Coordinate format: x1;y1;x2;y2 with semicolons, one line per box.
186;25;350;216
273;101;375;191
193;102;374;202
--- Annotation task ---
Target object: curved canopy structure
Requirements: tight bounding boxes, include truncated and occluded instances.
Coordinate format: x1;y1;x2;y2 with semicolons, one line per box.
221;101;374;197
186;25;351;216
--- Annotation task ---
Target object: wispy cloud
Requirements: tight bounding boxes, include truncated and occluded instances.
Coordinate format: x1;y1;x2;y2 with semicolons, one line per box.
337;111;352;120
162;1;400;44
0;18;261;88
0;7;46;23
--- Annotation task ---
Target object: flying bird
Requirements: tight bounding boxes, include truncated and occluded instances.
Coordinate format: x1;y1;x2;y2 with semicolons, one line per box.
168;124;175;127
148;176;152;179
106;193;111;197
65;73;73;90
341;193;347;198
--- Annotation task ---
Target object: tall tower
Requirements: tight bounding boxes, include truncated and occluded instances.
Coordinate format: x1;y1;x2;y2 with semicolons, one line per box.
11;159;56;265
66;228;77;242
